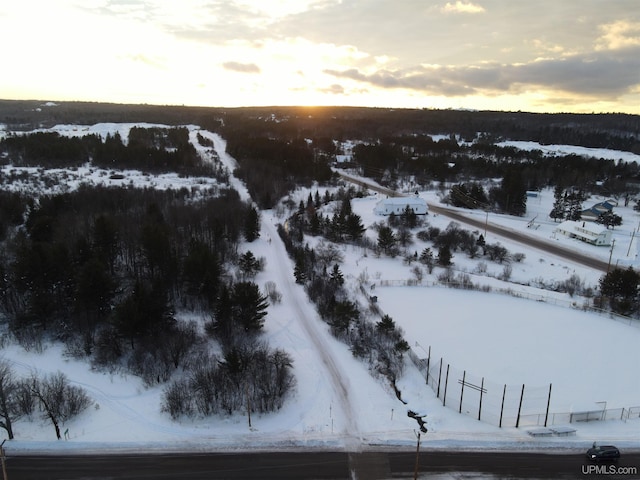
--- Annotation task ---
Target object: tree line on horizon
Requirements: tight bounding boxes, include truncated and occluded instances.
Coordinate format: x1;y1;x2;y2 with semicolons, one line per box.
3;101;638;153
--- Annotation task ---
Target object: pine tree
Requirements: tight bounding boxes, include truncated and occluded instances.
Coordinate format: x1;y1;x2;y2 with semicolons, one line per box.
244;205;260;242
596;211;623;229
293;255;307;284
437;245;452;266
401;205;417;228
376;314;396;335
211;284;233;340
345;213;365;241
377;226;397;256
231;281;269;332
238;250;261;279
329;264;344;285
566;189;584;221
549;185;565;222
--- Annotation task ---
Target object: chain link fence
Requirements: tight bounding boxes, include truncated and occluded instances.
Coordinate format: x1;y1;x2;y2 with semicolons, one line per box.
409;348;640;428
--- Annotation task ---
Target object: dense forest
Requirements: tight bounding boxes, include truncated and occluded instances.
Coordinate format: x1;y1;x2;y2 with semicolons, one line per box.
0;125;296;432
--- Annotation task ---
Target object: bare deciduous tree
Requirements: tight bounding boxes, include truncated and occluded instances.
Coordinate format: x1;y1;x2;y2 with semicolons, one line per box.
0;359;19;439
29;371;91;439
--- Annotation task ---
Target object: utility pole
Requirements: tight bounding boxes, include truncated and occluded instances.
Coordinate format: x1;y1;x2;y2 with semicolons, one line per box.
0;439;7;480
484;211;488;237
607;239;616;273
413;431;421;480
245;383;252;429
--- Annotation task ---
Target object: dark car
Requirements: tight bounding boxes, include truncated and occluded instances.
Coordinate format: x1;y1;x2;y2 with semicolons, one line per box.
586;445;620;462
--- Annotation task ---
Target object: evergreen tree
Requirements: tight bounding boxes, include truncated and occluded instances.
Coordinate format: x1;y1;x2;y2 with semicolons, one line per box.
377;226;397;256
489;167;527;216
182;240;220;306
596;211;622;229
345;213;365;241
244;205;260;242
375;314;396;335
330;299;359;335
549;185;566;222
437;245;452;266
231;281;269;333
211;284;233;340
293;254;307;284
401;204;417;228
238;251;262;279
566;189;585;221
329;264;344;285
309;212;322;235
599;267;640;315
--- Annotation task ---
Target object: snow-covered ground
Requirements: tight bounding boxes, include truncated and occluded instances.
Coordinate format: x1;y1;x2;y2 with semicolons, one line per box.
0;124;638;456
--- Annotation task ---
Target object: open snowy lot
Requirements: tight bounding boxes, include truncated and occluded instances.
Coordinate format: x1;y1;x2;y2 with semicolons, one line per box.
0;123;638;455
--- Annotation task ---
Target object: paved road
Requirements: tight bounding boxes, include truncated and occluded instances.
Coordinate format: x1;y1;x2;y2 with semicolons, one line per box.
7;450;640;479
337;172;610;272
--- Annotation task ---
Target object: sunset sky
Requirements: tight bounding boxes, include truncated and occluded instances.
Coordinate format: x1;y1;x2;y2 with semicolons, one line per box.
2;0;639;113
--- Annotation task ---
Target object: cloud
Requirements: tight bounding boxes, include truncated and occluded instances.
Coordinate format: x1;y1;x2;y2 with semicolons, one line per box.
325;45;640;100
124;53;165;69
222;61;261;73
441;1;485;14
318;84;345;95
86;0;158;22
595;20;640;51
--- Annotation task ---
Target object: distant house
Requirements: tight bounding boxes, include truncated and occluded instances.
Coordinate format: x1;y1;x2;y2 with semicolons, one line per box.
374;194;428;216
580;200;617;221
555;220;612;246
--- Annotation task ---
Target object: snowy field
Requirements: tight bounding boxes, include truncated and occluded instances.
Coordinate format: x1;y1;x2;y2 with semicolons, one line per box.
0;123;638;456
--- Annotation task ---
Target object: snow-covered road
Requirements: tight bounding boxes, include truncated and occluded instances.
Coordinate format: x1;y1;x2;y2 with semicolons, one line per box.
208;132;362;449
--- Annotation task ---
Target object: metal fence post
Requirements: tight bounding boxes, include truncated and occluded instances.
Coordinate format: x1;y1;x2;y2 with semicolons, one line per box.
478;377;485;421
443;364;450;407
459;370;466;414
436;358;443;398
516;384;525;428
499;384;506;428
544;383;552;427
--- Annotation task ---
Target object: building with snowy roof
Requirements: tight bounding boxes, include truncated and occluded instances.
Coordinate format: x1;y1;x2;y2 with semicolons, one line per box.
374;194;428;216
554;220;612;246
580;200;617;222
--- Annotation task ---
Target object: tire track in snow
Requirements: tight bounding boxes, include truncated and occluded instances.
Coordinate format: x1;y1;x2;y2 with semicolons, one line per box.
263;220;362;450
204;132;362;449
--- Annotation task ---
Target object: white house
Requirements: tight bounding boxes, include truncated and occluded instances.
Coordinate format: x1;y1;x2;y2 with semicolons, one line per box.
374;195;428;216
554;220;612;246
